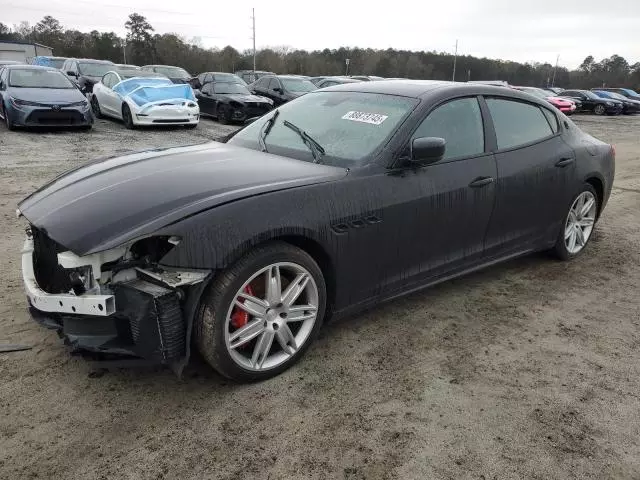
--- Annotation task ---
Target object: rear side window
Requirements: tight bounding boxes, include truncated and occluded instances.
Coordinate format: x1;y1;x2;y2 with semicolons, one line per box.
268;78;281;90
412;97;485;160
486;98;553;150
541;107;559;133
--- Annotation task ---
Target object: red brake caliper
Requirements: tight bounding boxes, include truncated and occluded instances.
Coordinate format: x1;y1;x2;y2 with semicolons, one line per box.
231;285;255;329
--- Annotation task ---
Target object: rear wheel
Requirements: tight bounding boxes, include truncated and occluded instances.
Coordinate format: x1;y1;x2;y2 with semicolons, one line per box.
195;242;326;382
553;184;599;260
91;96;103;119
122;104;135;129
594;104;606;115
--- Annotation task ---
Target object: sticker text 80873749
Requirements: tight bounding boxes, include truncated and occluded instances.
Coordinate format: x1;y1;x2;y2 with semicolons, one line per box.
341;111;389;125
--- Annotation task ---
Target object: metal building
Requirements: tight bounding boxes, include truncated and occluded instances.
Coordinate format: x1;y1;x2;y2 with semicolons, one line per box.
0;40;53;63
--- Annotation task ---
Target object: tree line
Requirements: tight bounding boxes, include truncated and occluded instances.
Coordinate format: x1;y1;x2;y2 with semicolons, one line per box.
1;14;639;89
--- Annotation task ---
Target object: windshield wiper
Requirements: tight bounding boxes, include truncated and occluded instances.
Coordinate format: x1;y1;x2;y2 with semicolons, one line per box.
282;120;325;163
258;109;279;153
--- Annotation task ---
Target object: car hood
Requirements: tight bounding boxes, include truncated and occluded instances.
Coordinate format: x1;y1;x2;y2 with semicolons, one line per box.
225;93;271;103
7;87;86;103
18;142;348;255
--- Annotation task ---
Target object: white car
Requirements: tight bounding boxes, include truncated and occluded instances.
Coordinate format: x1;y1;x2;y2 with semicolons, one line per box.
91;70;199;128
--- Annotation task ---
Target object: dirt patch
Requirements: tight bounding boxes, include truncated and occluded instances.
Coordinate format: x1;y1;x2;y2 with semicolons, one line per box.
1;115;639;479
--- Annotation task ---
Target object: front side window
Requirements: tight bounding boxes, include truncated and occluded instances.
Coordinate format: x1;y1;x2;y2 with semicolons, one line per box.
229;91;419;167
9;69;75;89
268;78;281;90
412;97;485;160
256;77;270;89
486;98;553;150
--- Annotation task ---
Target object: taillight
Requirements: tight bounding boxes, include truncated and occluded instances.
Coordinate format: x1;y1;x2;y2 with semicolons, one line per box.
611;145;616;157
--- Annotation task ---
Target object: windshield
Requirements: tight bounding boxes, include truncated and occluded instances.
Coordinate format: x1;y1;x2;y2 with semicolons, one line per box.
154;66;190;78
78;62;113;77
215;82;250;95
117;65;140;71
281;78;317;93
9;69;75;89
229;91;419;167
582;91;601;100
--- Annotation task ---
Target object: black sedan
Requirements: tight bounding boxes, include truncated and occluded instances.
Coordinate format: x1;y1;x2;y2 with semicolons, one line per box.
196;81;273;123
249;74;317;106
190;71;247;89
559;89;623;115
17;81;614;381
592;90;640;114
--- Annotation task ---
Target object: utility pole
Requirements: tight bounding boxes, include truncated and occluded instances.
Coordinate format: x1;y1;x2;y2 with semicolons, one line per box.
467;69;471;81
251;8;256;76
345;58;350;76
123;40;127;64
452;39;458;82
551;54;560;87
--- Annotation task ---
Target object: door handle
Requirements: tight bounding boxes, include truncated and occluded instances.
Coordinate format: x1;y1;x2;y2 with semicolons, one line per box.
469;176;494;188
555;157;575;167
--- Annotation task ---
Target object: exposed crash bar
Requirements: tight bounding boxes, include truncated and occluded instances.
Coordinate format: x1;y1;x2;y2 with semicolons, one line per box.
21;237;115;316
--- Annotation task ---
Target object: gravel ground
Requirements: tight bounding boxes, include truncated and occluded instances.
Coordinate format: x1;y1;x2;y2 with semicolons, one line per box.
0;114;639;480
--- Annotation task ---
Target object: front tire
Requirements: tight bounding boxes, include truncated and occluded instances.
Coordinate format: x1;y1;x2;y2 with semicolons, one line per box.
91;96;103;119
195;242;326;382
217;105;230;124
553;184;599;260
594;104;606;115
3;102;15;130
122;104;135;129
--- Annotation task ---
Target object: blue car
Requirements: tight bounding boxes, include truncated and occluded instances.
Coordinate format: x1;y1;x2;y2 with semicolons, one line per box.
0;65;93;130
31;56;67;69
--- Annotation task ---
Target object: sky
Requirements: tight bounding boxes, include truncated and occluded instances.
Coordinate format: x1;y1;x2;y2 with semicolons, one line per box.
3;0;640;69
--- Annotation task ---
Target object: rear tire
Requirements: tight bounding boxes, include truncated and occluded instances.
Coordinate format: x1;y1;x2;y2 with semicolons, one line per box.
553;183;599;261
194;242;326;382
122;104;135;129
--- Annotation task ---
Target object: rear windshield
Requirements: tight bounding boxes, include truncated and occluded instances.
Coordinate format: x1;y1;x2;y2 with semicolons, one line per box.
9;69;75;89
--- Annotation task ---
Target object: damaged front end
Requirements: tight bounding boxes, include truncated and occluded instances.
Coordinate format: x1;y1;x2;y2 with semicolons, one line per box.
21;224;210;372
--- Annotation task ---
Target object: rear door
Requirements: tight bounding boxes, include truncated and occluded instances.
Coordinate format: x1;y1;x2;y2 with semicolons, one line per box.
482;97;576;256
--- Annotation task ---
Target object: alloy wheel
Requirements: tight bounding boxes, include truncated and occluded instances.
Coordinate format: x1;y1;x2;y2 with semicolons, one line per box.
594;104;605;115
564;191;597;255
224;262;319;371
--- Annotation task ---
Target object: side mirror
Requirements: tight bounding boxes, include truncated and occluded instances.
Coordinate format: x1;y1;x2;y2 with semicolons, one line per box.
0;81;4;90
410;137;446;165
67;71;76;77
273;87;283;94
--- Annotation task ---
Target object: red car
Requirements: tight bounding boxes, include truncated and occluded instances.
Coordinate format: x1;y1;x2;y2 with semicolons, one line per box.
514;86;577;115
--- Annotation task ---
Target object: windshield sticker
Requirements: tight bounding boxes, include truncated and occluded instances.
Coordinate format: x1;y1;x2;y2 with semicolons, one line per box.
342;111;389;125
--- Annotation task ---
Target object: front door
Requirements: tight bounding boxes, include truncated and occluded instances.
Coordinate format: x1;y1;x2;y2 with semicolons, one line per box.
197;83;217;115
375;96;497;293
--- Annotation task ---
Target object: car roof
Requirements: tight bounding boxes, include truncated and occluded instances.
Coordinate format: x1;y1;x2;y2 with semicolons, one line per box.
112;70;165;78
143;64;184;68
3;64;59;71
276;75;313;79
319;79;544;101
68;58;114;64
